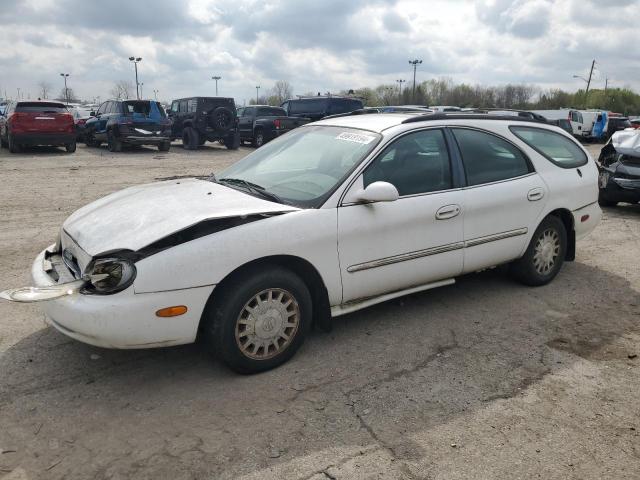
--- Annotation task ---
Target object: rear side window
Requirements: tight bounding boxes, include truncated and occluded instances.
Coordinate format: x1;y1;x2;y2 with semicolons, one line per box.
15;102;67;113
510;126;587;168
289;99;327;114
452;128;532;186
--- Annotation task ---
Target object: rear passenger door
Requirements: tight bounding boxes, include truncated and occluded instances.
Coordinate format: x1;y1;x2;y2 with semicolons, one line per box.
238;107;255;138
451;127;547;273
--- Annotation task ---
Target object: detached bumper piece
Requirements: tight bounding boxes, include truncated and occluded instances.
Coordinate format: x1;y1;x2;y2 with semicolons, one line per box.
0;245;87;303
0;279;85;303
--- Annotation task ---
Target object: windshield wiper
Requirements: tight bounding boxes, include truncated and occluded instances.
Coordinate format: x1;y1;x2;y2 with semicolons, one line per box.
218;178;286;204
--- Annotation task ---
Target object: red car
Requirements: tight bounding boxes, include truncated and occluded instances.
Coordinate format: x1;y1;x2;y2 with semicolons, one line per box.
0;101;76;153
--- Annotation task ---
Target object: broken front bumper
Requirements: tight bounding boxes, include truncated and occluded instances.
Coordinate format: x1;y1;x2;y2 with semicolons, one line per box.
1;246;214;349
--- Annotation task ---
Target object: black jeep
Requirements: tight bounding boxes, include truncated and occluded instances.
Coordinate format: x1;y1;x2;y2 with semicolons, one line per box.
167;97;240;150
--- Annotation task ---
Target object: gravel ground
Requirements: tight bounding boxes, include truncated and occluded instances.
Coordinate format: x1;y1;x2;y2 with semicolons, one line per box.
0;142;639;480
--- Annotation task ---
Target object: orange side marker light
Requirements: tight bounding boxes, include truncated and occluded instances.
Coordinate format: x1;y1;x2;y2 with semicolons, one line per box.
156;305;188;317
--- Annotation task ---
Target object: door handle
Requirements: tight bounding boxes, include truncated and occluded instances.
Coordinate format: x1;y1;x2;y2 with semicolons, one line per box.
527;188;544;201
435;204;461;220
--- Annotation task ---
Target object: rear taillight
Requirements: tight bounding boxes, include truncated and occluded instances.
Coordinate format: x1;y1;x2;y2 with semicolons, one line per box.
274;119;281;129
8;113;28;133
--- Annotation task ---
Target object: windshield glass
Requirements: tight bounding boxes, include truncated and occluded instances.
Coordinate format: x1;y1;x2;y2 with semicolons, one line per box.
289;99;327;114
218;125;381;208
122;101;166;118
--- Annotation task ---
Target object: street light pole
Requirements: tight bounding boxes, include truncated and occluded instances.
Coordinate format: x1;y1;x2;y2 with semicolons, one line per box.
139;83;144;98
396;79;406;104
153;89;159;101
408;59;422;103
128;57;142;99
60;73;70;105
256;86;260;104
16;87;20;100
212;76;221;96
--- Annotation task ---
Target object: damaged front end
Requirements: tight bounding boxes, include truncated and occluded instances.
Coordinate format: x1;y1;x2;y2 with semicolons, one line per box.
0;243;122;303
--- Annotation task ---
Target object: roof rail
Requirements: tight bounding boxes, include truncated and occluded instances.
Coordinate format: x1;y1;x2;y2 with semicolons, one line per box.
463;108;548;121
400;112;550;124
323;109;380;119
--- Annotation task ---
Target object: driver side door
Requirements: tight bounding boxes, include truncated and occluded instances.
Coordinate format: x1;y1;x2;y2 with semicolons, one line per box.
337;128;465;303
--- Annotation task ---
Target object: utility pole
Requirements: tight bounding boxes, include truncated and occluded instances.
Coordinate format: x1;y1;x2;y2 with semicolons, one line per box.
409;59;422;103
129;57;142;99
212;76;221;96
584;59;595;108
153;89;159;101
396;79;406;104
60;73;70;104
256;86;260;104
16;87;20;100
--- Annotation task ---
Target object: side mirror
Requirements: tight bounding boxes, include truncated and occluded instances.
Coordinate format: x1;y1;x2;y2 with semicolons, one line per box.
356;181;399;203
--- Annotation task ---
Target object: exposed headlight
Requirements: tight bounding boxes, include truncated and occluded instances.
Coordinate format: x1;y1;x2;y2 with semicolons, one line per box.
83;257;137;294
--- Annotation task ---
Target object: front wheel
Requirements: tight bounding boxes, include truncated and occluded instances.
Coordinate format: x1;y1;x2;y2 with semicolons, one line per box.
107;130;122;152
510;215;567;286
158;141;171;152
65;141;76;153
598;192;618;207
202;267;312;374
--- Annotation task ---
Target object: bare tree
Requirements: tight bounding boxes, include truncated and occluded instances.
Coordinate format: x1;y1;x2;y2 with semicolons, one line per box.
110;80;134;101
37;81;53;99
269;80;294;105
56;87;77;103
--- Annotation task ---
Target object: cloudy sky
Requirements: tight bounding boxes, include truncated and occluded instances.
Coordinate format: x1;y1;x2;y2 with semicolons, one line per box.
0;0;638;105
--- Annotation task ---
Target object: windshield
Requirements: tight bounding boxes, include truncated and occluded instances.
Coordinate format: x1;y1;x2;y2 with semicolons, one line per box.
122;101;166;118
218;125;381;208
15;102;67;113
289;99;327;114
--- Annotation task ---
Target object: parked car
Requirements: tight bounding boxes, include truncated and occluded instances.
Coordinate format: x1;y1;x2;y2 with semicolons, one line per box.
237;105;310;147
629;117;640;129
549;118;573;135
0;112;601;373
84;100;171;152
281;96;363;121
428;106;462;112
167;97;240;150
597;130;640;207
605;116;632;140
69;106;93;141
0;101;76;153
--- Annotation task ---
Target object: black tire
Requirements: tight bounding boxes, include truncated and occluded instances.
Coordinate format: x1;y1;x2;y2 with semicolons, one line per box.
252;129;265;148
510;215;567;287
182;127;199;150
107;130;122;152
65;141;76;153
85;131;99;147
224;130;240;150
210;107;234;133
202;266;312;374
598;193;618;207
0;133;7;148
8;134;20;153
158;141;171;152
198;137;206;146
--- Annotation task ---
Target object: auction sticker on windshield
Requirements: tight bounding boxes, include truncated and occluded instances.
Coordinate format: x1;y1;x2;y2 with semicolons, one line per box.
336;132;377;144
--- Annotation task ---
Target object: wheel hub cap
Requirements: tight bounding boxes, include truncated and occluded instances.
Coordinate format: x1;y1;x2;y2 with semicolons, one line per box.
533;228;560;275
235;288;300;360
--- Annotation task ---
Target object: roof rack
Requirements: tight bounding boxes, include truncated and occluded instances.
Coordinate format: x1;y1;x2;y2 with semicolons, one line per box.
323;109;380;119
401;112;550;124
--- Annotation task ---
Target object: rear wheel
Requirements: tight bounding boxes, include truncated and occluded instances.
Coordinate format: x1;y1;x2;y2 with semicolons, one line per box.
252;130;265;148
598;193;618;207
182;127;199;150
224;130;240;150
107;130;122;152
201;267;312;374
8;134;21;153
65;141;77;153
158;141;171;152
510;215;567;286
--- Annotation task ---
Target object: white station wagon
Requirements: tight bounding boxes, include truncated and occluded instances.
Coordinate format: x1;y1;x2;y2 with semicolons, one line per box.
1;112;601;373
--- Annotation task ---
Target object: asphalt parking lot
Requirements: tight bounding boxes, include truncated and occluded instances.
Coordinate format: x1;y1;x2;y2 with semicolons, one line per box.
1;142;639;480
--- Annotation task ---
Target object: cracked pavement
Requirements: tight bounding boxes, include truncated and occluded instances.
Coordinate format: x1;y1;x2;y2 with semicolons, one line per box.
1;143;639;479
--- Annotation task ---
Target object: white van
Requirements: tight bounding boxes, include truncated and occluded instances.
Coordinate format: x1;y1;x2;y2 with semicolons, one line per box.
530;109;599;139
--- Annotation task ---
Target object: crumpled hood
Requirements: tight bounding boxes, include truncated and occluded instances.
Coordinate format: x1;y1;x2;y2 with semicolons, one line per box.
63;178;298;256
616;161;640;178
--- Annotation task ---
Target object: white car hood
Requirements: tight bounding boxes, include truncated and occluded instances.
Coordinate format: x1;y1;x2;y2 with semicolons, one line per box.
63;178;299;256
